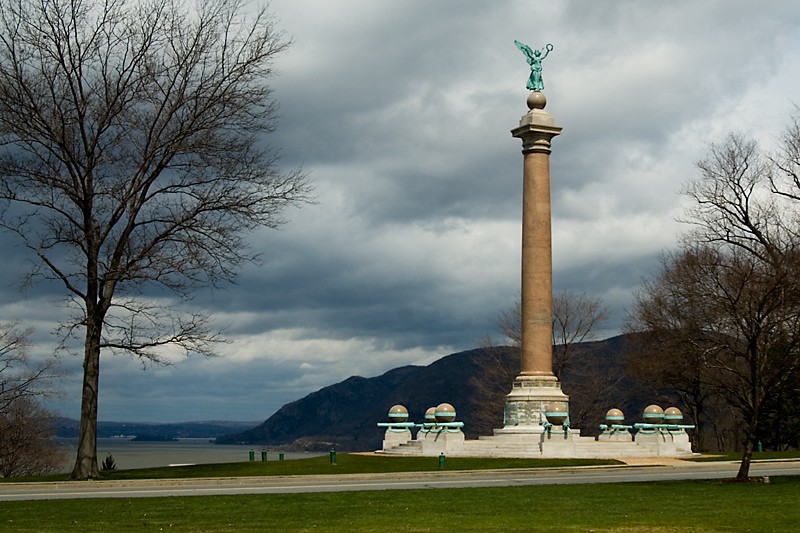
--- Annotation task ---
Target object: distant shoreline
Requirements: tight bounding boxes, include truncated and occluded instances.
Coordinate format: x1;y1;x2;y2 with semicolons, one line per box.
56;438;325;471
131;435;179;442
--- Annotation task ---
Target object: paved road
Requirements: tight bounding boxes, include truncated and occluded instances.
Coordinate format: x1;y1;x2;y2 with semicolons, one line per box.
2;460;798;501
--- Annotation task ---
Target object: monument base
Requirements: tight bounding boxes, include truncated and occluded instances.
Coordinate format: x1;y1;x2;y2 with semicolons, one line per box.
597;431;634;442
378;427;466;456
498;376;570;432
382;429;413;451
379;426;697;459
377;397;696;458
634;430;694;456
416;427;465;455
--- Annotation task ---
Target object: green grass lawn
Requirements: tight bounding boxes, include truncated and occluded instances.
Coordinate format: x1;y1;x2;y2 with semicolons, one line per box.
689;450;800;462
5;450;796;483
3;452;800;531
103;453;622;479
2;454;622;482
2;477;799;532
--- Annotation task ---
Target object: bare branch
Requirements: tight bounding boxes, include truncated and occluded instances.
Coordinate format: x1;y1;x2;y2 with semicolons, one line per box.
0;322;57;412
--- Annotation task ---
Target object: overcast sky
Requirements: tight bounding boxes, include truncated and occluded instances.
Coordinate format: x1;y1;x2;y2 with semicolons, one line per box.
4;0;800;423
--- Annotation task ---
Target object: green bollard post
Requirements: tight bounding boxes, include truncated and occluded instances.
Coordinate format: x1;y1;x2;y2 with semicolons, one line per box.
249;449;254;462
438;452;445;469
279;452;285;461
261;449;267;462
330;447;337;466
757;441;763;453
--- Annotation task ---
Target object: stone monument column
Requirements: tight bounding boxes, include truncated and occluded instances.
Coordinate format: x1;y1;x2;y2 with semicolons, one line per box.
499;91;569;432
516;91;560;380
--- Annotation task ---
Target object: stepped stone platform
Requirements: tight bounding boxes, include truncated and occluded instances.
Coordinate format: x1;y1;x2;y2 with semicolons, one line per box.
377;425;695;459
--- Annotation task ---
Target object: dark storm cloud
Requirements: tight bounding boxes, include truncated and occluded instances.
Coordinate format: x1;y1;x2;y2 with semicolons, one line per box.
5;0;800;422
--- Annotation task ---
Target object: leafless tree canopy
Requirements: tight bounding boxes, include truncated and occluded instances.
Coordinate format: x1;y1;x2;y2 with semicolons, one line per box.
0;323;63;478
552;291;609;377
629;110;800;481
0;0;311;479
1;396;66;478
0;322;55;411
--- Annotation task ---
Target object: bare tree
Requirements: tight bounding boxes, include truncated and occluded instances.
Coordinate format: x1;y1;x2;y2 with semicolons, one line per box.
552;291;609;377
0;323;63;477
770;105;800;205
631;244;800;478
0;322;55;411
0;396;66;478
628;249;749;453
551;291;616;429
631;121;800;481
0;0;311;479
690;130;800;481
467;337;518;435
495;300;522;346
488;291;609;371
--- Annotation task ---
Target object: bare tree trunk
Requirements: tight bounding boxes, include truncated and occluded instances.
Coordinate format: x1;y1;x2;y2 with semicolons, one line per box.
71;323;102;480
736;350;761;481
736;437;754;481
685;388;707;452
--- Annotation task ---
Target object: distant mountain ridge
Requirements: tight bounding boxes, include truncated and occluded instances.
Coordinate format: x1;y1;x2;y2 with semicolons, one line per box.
54;419;260;440
217;347;491;450
217;335;645;452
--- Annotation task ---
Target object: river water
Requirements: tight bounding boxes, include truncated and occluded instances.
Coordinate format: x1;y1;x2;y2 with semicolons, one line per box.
56;438;324;471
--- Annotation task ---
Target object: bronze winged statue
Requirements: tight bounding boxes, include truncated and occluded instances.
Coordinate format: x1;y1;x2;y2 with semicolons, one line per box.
515;40;553;92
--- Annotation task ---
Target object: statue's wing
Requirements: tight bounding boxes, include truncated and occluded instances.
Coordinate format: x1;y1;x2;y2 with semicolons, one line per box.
514;40;534;62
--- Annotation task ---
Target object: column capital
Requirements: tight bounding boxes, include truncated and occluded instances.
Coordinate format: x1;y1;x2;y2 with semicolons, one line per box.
511;110;562;154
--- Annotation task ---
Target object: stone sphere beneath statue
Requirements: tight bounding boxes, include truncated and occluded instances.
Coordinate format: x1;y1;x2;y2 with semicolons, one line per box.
435;403;456;423
545;403;568;425
664;407;683;424
527;91;547;110
388;404;408;423
606;408;625;422
643;404;665;424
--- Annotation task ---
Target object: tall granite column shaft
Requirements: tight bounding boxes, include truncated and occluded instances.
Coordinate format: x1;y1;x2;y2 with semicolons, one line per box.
513;92;561;380
499;91;568;432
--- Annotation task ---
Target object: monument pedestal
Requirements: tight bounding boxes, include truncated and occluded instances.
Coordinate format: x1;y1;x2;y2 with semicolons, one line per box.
634;430;694;456
598;432;634;442
418;427;465;455
496;376;569;434
381;428;413;451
